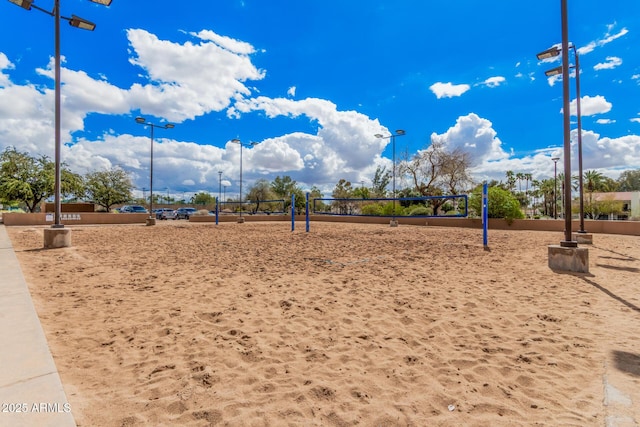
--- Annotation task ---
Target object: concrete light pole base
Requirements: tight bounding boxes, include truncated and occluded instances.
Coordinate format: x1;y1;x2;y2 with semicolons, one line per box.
43;228;71;249
237;217;245;223
548;245;589;273
572;232;593;244
145;218;156;226
389;219;398;227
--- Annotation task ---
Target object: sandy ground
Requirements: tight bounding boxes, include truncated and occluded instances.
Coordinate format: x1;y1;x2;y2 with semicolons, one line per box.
7;221;640;427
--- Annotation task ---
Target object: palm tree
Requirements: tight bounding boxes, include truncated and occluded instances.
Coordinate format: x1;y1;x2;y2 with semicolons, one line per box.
583;170;605;219
537;178;556;217
516;172;525;193
530;179;541;216
524;173;532;216
505;170;516;192
584;170;604;193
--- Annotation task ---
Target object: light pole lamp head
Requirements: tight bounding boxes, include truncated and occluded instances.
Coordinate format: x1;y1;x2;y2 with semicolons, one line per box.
164;123;175;129
7;0;32;10
395;129;406;136
69;15;96;31
231;138;240;144
135;116;146;124
537;46;561;60
90;0;113;5
374;134;384;139
544;66;563;77
552;156;560;162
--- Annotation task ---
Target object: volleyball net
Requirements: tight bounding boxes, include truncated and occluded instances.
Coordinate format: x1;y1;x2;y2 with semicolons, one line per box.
219;199;287;215
311;195;468;218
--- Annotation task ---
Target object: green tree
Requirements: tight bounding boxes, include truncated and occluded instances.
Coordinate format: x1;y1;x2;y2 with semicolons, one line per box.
331;179;354;214
191;192;216;206
291;187;306;215
308;186;327;213
246;179;274;213
271;175;298;199
584;194;624;219
602;176;618;192
469;185;524;222
370;166;391;197
616;169;640;191
270;175;303;211
0;147;83;212
352;185;370;199
84;167;133;212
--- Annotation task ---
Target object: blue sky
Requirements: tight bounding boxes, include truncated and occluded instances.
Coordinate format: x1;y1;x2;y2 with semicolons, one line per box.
1;0;639;200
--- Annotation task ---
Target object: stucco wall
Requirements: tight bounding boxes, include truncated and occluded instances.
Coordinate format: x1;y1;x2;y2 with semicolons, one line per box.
3;213;640;236
1;213;148;226
191;214;640;236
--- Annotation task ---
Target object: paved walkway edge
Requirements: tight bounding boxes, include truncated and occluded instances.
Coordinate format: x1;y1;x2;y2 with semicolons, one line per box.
0;225;76;427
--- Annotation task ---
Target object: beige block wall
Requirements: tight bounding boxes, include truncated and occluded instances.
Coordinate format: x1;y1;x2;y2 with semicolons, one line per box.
3;213;640;236
2;213;148;226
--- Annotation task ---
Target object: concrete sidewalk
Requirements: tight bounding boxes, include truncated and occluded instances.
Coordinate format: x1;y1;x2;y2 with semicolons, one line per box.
0;225;76;427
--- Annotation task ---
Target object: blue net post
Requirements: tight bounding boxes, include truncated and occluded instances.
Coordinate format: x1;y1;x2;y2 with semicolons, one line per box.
482;182;488;247
305;192;310;232
291;193;295;232
215;197;219;225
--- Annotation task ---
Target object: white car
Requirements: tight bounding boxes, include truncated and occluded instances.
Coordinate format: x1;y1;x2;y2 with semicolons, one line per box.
155;208;177;220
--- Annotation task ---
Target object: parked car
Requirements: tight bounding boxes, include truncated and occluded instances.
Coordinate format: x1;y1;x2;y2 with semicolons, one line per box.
175;207;197;219
155;208;177;220
119;205;149;213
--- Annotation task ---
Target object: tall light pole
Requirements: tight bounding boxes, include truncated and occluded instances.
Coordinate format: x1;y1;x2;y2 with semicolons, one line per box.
230;139;259;222
537;43;586;233
8;0;112;248
135;117;175;225
230;139;244;222
552;156;560;219
375;129;406;227
535;0;576;247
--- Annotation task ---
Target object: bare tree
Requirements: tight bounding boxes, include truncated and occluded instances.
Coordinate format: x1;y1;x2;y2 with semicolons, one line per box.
399;141;444;196
439;148;474;195
397;141;473;214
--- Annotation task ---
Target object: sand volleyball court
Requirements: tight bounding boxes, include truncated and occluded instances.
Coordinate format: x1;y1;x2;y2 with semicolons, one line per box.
7;222;640;426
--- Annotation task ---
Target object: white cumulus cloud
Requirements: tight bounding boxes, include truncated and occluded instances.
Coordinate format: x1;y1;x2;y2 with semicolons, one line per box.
568;95;612;116
429;82;471;99
593;56;622;71
127;29;265;122
430;113;508;166
480;76;505;88
578;26;628;55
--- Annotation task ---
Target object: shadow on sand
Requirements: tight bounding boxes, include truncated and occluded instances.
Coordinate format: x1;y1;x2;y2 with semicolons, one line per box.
612;350;640;377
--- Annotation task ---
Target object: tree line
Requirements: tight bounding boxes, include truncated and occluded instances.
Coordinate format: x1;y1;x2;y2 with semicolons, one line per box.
2;145;640;219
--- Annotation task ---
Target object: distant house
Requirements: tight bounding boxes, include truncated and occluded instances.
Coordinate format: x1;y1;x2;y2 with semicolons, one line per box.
590;192;640;220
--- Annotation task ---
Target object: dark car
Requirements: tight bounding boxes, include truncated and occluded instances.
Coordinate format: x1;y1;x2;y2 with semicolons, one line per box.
120;205;149;214
175;207;197;219
155;208;177;220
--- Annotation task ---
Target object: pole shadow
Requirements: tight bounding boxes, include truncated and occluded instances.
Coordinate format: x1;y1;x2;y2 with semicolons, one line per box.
612;350;640;377
581;277;640;313
591;245;638;262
